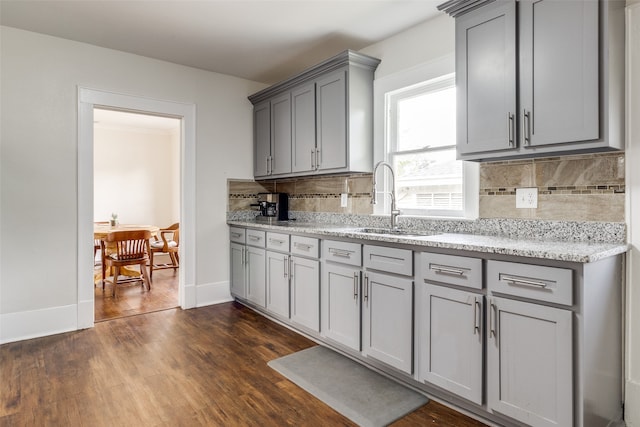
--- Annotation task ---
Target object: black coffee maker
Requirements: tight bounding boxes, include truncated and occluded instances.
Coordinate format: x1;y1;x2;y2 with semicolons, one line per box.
252;193;289;221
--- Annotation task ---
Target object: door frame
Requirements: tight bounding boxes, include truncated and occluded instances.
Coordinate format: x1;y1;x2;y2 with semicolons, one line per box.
77;87;196;329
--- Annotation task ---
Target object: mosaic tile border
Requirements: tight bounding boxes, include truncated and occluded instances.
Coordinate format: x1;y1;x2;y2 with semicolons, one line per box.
480;185;625;196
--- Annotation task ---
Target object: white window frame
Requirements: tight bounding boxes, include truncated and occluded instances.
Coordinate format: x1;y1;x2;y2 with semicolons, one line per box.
372;55;478;219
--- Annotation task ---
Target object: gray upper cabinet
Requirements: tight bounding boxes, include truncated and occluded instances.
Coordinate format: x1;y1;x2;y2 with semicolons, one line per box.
447;0;625;161
315;68;348;171
253;101;271;178
291;82;316;173
457;0;517;155
270;93;292;176
249;50;380;179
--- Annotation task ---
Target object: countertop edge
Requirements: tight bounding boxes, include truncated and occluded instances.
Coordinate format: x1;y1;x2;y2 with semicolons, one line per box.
227;220;629;264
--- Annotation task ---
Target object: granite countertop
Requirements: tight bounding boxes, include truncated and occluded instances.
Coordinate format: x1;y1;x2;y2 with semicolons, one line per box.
227;219;629;263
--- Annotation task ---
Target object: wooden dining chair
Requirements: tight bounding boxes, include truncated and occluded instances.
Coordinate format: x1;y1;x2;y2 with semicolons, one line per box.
102;230;152;297
149;223;179;280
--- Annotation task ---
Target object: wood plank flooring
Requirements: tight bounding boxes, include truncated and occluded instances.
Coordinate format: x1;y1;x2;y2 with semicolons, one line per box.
94;268;179;322
1;302;487;426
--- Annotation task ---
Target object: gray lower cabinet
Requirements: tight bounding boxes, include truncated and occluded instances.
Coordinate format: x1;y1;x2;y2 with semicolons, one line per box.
290;256;320;331
230;242;246;298
245;246;266;307
487;296;572;427
362;271;413;374
266;251;290;317
321;261;361;351
420;284;483;405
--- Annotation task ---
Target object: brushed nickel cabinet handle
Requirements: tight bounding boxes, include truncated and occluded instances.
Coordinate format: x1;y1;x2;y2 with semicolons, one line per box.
500;274;548;289
311;149;315;170
364;274;369;302
508;113;515;146
523;109;531;145
429;264;466;276
353;272;359;299
329;248;353;258
473;298;481;335
489;300;497;339
283;255;288;278
315;148;320;170
289;257;294;279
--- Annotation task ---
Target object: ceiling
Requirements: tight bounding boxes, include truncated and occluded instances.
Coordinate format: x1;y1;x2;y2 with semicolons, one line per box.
0;0;442;84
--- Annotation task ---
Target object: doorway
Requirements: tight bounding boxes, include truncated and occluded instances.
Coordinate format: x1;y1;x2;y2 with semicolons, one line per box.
77;87;197;330
93;108;181;321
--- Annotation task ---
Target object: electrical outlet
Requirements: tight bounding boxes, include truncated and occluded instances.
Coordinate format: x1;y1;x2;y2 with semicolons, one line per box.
516;188;538;209
340;193;348;207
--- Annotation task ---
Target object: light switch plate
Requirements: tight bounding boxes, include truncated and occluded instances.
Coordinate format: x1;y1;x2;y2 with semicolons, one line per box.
516;188;538;209
340;193;348;207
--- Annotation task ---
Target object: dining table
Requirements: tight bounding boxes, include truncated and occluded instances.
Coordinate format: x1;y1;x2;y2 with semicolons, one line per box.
94;223;160;285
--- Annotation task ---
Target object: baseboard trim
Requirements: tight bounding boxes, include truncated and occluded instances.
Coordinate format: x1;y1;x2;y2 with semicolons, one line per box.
196;281;233;307
0;304;78;344
626;380;640;425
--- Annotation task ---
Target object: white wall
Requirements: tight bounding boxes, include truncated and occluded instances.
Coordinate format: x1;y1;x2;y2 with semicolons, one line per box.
94;125;180;227
0;26;264;341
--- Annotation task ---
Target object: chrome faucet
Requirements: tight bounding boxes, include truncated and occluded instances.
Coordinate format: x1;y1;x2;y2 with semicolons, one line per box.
371;161;401;230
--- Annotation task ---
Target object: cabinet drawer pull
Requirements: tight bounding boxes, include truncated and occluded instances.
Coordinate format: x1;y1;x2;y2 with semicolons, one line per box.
231;232;242;238
429;264;466;276
248;235;262;241
294;242;312;251
311;149;316;169
329;248;353;258
315;148;321;170
500;274;548;289
269;238;285;245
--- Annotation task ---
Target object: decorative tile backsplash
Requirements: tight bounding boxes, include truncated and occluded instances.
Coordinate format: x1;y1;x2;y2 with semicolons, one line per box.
480;152;625;221
228;152;625;223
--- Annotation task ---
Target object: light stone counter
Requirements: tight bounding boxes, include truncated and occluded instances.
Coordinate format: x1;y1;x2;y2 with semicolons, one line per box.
227;219;628;264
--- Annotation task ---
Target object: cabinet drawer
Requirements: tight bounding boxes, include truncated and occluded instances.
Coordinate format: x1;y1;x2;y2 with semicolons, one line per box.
487;260;573;306
322;240;361;266
421;253;482;290
245;229;266;248
291;235;320;258
363;245;412;276
266;232;290;252
229;227;246;244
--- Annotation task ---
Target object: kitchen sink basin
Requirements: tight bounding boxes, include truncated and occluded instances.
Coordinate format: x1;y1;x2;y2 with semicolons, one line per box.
345;227;436;238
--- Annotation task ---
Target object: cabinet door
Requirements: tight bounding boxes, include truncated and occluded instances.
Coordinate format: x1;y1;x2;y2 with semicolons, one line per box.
290;256;320;331
321;262;361;351
487;296;572;427
456;0;517;155
420;285;482;404
266;251;289;317
230;242;246;298
270;92;292;175
292;83;316;173
316;69;347;171
253;101;271;177
519;0;598;147
362;272;413;374
246;246;266;307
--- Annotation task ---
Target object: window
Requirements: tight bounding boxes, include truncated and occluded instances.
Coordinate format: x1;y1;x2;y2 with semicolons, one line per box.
381;72;477;218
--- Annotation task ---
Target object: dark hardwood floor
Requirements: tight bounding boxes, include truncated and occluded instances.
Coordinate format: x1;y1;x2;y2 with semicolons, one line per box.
1;302;487;426
94;267;179;322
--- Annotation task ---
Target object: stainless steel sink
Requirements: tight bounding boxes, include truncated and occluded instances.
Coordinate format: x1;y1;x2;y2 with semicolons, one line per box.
345;227;436;238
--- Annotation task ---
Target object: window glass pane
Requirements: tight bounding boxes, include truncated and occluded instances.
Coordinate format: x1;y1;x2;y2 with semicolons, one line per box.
396;86;456;151
392;148;462;211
